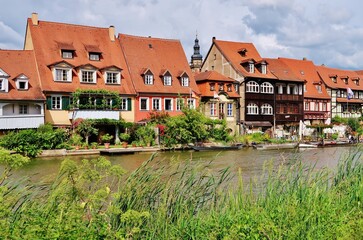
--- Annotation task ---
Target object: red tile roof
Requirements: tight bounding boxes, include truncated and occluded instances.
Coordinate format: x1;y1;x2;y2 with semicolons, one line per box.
316;65;363;91
195;70;240;98
279;58;330;99
212;39;276;79
264;58;304;82
26;18;135;95
0;50;44;100
118;34;200;95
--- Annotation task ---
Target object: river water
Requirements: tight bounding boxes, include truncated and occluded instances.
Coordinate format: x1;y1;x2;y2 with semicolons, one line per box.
9;145;360;183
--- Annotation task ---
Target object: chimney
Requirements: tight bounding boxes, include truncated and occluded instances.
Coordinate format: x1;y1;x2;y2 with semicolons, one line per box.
109;25;115;42
302;57;307;61
31;13;38;26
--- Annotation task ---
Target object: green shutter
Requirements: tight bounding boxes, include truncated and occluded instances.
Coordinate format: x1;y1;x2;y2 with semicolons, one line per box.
127;98;132;111
62;96;70;110
96;98;102;109
46;96;52;110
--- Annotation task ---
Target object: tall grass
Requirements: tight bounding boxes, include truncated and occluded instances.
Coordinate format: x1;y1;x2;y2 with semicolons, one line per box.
0;148;362;239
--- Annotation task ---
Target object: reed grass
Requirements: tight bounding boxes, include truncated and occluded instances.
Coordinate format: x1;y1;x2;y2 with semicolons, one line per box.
0;147;362;239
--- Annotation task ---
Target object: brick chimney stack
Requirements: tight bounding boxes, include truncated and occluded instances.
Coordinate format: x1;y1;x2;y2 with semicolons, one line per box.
109;25;115;42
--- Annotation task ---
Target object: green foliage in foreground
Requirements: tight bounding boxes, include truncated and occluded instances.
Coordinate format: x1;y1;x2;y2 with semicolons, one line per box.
0;148;362;239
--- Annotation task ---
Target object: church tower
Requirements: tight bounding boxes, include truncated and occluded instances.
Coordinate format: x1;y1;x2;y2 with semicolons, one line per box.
190;34;203;73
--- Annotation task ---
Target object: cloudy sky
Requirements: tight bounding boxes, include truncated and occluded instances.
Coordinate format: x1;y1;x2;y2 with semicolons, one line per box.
1;0;363;70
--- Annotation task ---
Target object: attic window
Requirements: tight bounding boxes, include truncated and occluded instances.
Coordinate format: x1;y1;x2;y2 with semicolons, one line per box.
0;78;8;92
15;75;29;90
181;76;189;87
261;63;267;74
330;76;337;83
62;50;74;59
145;74;154;85
163;75;172;86
342;78;348;84
238;48;247;57
89;52;101;61
249;61;255;73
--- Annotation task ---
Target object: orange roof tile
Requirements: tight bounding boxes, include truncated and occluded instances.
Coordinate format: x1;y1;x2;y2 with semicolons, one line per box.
195;70;239;98
27;18;135;95
316;65;363;91
264;58;304;82
212;39;276;79
0;50;44;100
279;58;330;99
118;34;200;95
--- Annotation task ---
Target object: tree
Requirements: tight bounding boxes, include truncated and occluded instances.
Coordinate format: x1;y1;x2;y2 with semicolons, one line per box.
76;119;98;145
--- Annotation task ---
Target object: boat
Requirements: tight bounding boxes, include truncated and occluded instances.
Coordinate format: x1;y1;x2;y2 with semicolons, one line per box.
298;143;318;148
192;143;244;151
253;143;298;150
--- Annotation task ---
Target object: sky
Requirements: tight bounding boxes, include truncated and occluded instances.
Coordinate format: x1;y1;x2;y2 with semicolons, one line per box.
1;0;363;70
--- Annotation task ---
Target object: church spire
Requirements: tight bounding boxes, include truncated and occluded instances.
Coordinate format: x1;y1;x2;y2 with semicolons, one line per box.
190;33;203;73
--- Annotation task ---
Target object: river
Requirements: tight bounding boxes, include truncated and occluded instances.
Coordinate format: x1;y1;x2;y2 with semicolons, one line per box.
9;145;360;184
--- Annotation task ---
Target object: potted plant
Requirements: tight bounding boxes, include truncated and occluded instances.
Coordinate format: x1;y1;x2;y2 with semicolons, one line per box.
70;133;82;150
90;142;98;149
101;133;113;149
119;132;130;148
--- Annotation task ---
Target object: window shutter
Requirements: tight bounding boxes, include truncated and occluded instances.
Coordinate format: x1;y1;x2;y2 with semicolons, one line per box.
46;96;52;110
96;98;102;109
62;96;70;110
127;98;132;111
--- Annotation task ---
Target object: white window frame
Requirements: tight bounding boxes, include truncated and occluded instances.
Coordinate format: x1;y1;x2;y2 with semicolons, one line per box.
54;67;72;82
247;103;259;115
120;98;127;110
145;74;154;85
89;53;100;61
260;82;273;94
246;81;259;93
227;103;233;117
51;95;62;110
176;98;184;111
210;102;217;116
261;103;273;115
163;75;172;86
164;98;173;111
0;76;9;92
261;63;267;74
152;98;161;111
62;50;73;59
187;98;195;109
249;62;255;73
80;70;96;83
181;77;189;87
19;104;28;114
0;78;3;91
305;102;309;111
104;71;120;84
140;97;149;111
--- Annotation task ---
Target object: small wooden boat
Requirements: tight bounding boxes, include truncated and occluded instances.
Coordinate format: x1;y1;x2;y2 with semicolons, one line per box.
253;143;298;150
192;144;244;151
298;143;318;148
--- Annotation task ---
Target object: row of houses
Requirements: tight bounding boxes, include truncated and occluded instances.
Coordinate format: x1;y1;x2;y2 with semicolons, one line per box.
1;13;363;137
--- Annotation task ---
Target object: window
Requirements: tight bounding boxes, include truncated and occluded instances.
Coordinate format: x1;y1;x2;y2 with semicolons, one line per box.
210;83;215;91
322;102;327;111
219;84;224;91
261;63;267;74
120;98;127;110
246;81;259;93
18;81;27;90
176;98;184;111
261;103;273;115
145;74;153;85
305;102;310;111
227;84;232;92
152;98;161;111
81;70;96;83
0;79;3;91
227;103;233;116
181;77;189;87
210;102;217;116
55;68;71;82
106;72;120;84
187;99;195;109
315;102;319;111
140;98;149;110
247;103;259;115
277;84;284;94
316;85;322;93
234;84;239;92
89;53;100;61
331;77;337;83
163;75;172;86
249;62;254;73
51;96;62;110
260;82;273;94
164;98;173;111
19;105;28;114
62;50;74;59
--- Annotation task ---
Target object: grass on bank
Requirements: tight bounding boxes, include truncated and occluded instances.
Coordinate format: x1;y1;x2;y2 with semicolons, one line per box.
0;147;362;239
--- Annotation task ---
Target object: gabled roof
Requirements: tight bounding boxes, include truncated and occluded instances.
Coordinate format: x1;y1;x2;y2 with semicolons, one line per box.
316;65;363;91
195;70;240;98
26;18;135;95
118;34;200;95
0;50;44;100
211;39;276;79
264;58;303;82
279;58;330;99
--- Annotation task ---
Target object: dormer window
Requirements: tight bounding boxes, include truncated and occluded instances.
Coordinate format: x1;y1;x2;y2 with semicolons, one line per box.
62;50;74;59
50;61;73;82
79;64;97;84
238;48;247;57
89;53;101;61
181;76;189;86
145;74;153;85
261;63;267;74
15;74;29;90
163;75;172;86
0;68;10;92
329;75;337;83
352;77;360;86
101;66;122;85
340;76;349;85
249;61;255;73
210;83;215;91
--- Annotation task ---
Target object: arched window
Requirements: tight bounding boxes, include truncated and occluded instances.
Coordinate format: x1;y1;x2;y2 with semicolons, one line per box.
261;103;273;115
247;103;259;115
246;81;259;93
260;82;273;94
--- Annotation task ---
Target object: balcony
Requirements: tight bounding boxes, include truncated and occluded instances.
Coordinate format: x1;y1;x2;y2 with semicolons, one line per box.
69;110;120;120
0;115;44;130
276;94;303;101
